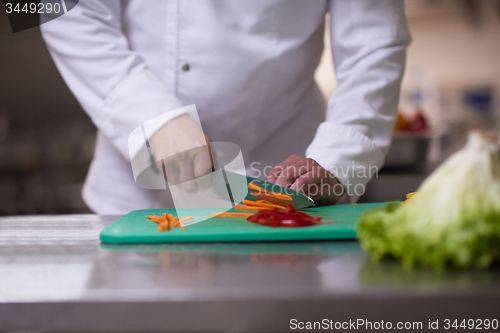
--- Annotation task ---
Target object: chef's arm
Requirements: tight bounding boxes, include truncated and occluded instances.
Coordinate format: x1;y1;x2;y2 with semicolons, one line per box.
305;0;411;203
40;0;189;160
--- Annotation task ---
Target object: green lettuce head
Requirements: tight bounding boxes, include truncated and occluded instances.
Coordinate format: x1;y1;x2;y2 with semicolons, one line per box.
356;131;500;270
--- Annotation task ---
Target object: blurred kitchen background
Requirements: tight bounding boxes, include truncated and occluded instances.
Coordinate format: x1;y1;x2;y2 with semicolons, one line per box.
0;0;499;215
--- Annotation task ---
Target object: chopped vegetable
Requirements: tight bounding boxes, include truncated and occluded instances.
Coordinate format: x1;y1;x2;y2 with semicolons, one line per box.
356;131;500;270
250;190;293;201
248;182;293;201
179;216;194;223
256;200;275;204
146;213;187;232
209;212;254;218
242;199;286;210
247;181;266;192
145;213;167;224
235;205;275;211
247;204;322;228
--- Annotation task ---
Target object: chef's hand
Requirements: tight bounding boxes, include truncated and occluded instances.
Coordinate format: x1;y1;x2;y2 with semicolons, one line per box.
266;154;344;205
152;115;213;192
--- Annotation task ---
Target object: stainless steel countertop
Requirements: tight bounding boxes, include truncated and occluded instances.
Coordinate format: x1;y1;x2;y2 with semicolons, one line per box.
1;214;500;332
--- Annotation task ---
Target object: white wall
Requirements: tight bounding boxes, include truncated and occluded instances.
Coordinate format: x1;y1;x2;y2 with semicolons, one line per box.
314;0;500;125
403;0;500;90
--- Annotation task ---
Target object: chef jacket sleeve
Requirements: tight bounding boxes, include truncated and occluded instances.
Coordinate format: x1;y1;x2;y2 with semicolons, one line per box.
40;0;186;159
305;0;411;203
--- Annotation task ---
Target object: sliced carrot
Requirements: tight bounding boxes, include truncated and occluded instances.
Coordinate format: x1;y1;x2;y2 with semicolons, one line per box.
158;222;170;232
158;216;171;231
179;216;194;223
147;212;187;232
250;190;293;201
247;181;265;192
235;205;276;211
209;212;254;218
176;219;187;230
146;213;166;224
247;182;293;201
234;205;259;211
241;199;286;210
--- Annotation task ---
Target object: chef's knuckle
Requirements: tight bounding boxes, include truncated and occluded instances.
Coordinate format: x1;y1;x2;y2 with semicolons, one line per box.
286;166;300;179
271;166;284;177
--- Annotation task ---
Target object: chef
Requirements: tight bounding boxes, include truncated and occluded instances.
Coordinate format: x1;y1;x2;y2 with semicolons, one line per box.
41;0;410;214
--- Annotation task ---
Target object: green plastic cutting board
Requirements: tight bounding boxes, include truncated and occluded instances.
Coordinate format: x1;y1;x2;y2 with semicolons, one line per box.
100;203;386;244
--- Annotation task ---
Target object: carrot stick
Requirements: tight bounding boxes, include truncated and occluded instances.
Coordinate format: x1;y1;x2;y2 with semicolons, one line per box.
146;213;165;224
147;212;187;231
247;181;265;192
241;199;286;210
247;182;294;201
235;205;277;211
250;190;293;201
158;214;171;231
209;212;254;218
158;222;170;232
176;218;187;230
179;216;194;223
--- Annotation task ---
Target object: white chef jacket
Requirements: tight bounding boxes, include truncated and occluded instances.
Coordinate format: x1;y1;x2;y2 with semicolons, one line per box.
41;0;411;214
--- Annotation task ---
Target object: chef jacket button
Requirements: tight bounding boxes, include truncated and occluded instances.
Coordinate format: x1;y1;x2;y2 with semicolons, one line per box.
181;64;190;71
